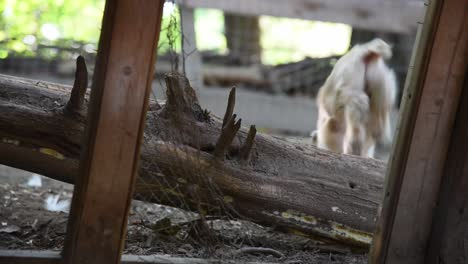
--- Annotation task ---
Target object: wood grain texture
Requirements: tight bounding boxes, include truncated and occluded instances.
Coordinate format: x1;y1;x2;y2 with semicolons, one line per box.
0;251;60;264
0;74;385;247
369;1;440;262
62;1;164;263
0;250;274;264
370;0;468;263
425;28;468;264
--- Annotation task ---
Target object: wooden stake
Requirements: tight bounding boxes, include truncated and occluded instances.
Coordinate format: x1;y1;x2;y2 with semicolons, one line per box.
62;1;164;263
370;0;468;263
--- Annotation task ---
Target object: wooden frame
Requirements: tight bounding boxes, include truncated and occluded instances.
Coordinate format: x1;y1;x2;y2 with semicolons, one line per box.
179;0;426;33
370;0;468;263
0;250;269;264
0;0;163;263
0;0;467;263
61;0;164;263
426;66;468;263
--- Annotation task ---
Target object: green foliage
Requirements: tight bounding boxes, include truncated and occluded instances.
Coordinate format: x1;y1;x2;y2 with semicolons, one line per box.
0;0;183;57
194;8;226;53
0;1;350;64
260;16;351;65
0;0;105;58
159;3;181;54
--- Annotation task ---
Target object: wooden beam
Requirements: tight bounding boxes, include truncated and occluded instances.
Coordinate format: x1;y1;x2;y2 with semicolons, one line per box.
62;1;164;263
369;0;468;263
425;34;468;264
121;254;272;264
0;250;275;264
0;250;60;264
179;0;426;33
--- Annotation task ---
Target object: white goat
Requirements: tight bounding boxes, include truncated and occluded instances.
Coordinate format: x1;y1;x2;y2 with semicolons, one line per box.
311;38;397;158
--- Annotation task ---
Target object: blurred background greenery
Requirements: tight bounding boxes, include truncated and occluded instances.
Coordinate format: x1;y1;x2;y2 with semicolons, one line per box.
0;0;351;65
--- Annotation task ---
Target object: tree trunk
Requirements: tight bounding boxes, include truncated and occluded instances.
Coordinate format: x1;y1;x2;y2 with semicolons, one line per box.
0;67;386;248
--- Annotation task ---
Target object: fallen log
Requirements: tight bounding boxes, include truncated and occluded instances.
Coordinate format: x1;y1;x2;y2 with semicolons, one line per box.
0;59;386;248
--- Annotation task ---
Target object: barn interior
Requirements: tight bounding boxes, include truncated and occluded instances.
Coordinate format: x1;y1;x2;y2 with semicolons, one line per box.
0;0;466;263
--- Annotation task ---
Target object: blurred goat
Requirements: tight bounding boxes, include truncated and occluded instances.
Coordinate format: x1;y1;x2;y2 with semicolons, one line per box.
311;38;397;158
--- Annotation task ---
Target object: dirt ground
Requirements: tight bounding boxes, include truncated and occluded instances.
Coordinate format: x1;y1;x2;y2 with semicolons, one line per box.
0;165;368;263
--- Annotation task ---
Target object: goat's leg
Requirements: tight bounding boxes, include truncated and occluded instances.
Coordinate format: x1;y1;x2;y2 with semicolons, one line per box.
363;136;376;158
317;117;344;153
343;105;366;156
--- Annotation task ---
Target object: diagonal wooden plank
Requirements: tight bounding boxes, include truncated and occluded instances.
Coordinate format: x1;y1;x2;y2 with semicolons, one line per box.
425;16;468;264
62;1;164;263
370;0;468;263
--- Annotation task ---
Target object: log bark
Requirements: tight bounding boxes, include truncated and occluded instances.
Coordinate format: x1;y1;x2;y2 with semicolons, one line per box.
0;67;386;248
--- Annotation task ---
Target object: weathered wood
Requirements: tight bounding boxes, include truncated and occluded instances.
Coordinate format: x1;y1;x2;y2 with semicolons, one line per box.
0;250;275;264
64;55;88;115
222;87;236;128
202;64;270;90
180;0;425;33
0;250;60;264
63;1;164;264
0;73;386;247
369;0;468;263
267;56;337;95
239;125;256;161
122;253;274;264
425;30;468;264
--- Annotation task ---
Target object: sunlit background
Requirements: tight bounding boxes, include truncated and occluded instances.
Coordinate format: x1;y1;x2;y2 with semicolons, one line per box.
0;0;416;142
0;1;351;64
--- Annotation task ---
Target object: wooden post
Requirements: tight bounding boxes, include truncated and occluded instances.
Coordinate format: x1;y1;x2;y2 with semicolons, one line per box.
369;0;468;263
180;5;203;92
425;18;468;264
426;75;468;264
224;13;261;65
62;1;164;263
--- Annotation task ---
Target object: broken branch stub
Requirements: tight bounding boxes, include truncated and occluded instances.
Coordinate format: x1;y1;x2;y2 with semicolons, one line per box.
65;56;88;114
222;87;236;128
164;73;199;114
162;73;211;126
213;87;243;160
240;125;257;161
214;114;242;160
0;74;387;248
